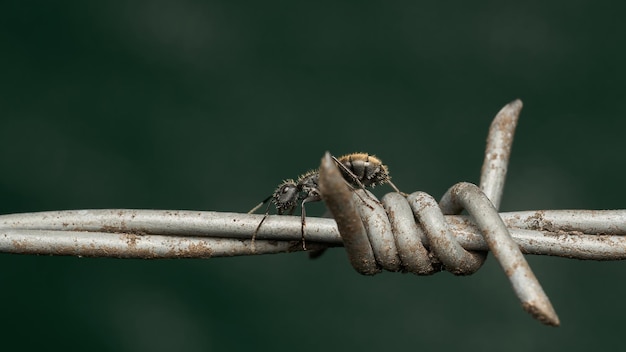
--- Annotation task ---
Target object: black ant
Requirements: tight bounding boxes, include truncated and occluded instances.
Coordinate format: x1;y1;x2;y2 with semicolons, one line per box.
248;153;401;251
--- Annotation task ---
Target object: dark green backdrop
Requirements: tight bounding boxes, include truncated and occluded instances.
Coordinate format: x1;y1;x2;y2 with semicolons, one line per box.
2;1;625;351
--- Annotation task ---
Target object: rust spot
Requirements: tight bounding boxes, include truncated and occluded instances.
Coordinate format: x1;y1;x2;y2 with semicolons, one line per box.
179;240;213;258
524;210;557;232
11;239;29;252
123;234;139;248
522;302;560;327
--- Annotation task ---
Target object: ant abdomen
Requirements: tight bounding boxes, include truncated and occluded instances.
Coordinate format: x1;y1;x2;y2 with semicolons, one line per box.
334;153;401;193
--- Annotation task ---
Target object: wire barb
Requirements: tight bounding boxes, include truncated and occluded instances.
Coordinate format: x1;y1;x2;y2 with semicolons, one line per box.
319;153;379;275
480;99;521;209
440;182;559;326
318;99;558;326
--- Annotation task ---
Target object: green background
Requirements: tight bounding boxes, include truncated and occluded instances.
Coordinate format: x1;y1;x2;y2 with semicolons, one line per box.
1;1;625;351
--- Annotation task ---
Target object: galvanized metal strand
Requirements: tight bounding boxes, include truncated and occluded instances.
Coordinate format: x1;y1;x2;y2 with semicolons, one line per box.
0;228;310;258
1;209;626;259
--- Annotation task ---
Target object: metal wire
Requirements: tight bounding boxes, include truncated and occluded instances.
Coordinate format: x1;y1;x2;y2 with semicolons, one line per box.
1;99;625;327
2;209;625;258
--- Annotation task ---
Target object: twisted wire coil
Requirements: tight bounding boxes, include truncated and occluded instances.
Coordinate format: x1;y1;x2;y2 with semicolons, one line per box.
318;154;559;326
317;100;559;325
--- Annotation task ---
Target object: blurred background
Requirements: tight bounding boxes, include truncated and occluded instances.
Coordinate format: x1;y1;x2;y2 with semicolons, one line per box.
1;1;625;351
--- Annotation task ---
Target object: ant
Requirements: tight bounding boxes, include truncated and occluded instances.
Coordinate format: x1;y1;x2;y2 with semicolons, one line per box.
248;153;402;251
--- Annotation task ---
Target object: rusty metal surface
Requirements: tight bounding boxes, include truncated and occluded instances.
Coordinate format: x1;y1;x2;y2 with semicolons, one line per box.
480;99;521;209
440;182;559;326
317;152;380;275
407;191;485;275
0;228;322;258
382;192;436;274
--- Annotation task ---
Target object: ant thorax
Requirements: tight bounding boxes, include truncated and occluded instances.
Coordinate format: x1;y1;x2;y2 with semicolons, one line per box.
295;170;321;202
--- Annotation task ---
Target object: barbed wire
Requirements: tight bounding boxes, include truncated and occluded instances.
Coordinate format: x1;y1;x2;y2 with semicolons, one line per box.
1;100;624;327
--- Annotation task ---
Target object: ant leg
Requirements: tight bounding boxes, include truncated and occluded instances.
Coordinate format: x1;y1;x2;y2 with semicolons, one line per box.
341;180;376;210
300;203;307;251
248;195;273;214
299;194;321;251
330;155;381;209
251;201;273;252
387;180;407;197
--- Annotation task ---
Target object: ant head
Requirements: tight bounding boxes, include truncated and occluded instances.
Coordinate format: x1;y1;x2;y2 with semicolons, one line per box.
272;179;299;214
